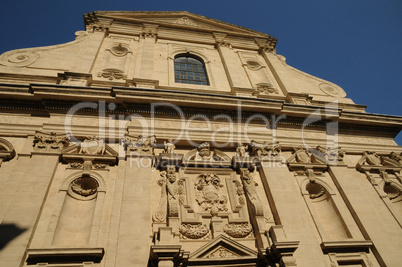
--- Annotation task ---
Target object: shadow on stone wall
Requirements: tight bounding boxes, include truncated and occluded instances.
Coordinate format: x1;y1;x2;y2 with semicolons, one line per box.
0;223;26;250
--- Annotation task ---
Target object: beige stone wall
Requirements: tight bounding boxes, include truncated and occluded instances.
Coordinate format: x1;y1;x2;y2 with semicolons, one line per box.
0;11;401;267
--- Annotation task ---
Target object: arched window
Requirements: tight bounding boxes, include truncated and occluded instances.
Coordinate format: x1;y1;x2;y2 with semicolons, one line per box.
174;54;209;85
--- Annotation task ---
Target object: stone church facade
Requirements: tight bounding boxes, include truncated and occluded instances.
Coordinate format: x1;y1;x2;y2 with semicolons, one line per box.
0;11;401;267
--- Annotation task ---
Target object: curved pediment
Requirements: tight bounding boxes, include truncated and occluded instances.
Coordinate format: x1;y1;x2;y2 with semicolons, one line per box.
183;142;231;166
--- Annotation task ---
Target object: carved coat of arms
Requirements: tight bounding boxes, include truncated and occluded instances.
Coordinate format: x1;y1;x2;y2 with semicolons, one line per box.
194;173;227;216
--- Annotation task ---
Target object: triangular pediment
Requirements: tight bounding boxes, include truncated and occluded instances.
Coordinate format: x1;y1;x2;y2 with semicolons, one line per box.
61;137;118;164
190;235;258;259
86;11;273;38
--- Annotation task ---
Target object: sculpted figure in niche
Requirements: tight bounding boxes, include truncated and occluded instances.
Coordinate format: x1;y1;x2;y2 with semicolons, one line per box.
164;139;175;154
195;142;215;161
240;169;264;216
154;166;184;220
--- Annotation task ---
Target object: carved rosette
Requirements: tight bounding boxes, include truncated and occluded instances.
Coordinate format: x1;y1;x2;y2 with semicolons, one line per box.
70;177;98;197
179;224;209;239
224;223;253;238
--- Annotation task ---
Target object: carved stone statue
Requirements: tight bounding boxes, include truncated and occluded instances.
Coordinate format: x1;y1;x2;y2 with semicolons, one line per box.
236;145;249;157
164;139;175;154
240;169;264;216
195;142;215;161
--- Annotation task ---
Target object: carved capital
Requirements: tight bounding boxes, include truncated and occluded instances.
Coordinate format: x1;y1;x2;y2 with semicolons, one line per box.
255;37;277;53
213;32;231;48
33;131;69;152
141;23;158;38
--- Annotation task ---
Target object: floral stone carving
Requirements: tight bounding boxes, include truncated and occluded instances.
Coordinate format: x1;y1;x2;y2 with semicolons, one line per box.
179;224;209;239
224;223;253;238
194;173;228;216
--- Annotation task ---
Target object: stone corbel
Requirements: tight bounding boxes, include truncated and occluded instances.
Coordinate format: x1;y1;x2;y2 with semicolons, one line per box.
267;225;299;267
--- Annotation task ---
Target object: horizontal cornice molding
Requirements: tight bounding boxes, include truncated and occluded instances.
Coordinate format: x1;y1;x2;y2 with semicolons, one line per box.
0;82;401;132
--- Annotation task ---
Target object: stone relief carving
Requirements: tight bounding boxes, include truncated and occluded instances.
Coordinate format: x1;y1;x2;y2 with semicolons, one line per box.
97;43;131;81
213;32;230;47
206;247;240;258
319;83;347;98
287;147;312;163
236;145;249;158
179;224;209;239
166;166;185;217
124;135;156;154
174;17;197;26
33;131;70;152
240;169;264;216
195;142;215;161
98;68;126;80
70;177;99;197
185;142;231;163
224;223;253;238
164;139;176;154
255;83;277;94
249;141;281;159
141;23;158;38
0;51;40;67
79;136;105;155
153;167;185;222
310;146;345;165
194;173;228;216
153;174;167;223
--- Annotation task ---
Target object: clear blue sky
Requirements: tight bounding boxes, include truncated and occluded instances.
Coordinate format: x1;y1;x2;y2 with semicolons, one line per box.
1;0;401;144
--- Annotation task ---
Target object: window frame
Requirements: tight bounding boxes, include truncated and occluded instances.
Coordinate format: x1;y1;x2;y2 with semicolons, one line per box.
173;53;209;86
